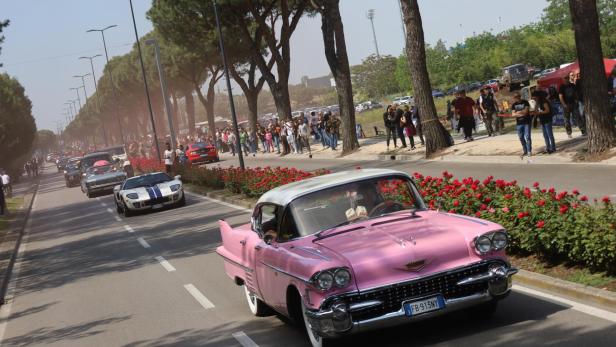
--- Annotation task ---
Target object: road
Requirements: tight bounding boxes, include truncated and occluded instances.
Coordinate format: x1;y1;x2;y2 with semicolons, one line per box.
0;166;615;346
216;154;616;199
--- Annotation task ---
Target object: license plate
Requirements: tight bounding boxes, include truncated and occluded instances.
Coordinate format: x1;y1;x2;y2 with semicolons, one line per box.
152;203;163;209
403;296;445;316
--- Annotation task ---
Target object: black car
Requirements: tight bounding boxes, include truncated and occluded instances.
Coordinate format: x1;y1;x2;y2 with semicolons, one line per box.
64;158;82;187
56;157;70;172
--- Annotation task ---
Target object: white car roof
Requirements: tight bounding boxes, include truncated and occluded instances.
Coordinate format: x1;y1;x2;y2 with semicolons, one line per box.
257;168;412;208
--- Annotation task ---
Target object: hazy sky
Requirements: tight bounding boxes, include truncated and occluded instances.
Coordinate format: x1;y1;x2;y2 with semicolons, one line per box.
0;0;547;132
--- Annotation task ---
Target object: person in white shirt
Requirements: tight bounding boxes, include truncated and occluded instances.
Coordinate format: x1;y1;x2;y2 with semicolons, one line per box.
297;119;311;155
286;121;297;154
1;172;10;197
163;142;174;174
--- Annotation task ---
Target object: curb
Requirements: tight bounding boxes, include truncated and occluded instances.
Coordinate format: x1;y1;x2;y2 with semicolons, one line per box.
0;180;38;305
186;184;616;313
513;269;616;313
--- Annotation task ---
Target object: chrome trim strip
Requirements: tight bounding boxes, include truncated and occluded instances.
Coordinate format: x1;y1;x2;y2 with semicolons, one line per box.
442;212;490;225
349;300;384;312
295;247;331;261
217;253;254;273
259;261;311;283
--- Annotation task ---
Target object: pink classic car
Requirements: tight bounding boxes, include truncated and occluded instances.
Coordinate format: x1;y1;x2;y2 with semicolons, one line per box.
217;169;517;347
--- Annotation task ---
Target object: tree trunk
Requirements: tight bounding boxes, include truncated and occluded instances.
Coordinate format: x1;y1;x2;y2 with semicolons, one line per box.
171;91;180;137
194;82;216;140
184;90;195;137
246;90;259;140
318;0;359;154
569;0;616;154
271;83;293;120
400;0;451;157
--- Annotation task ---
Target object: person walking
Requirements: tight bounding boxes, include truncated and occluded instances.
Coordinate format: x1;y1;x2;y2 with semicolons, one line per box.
559;73;579;138
228;131;237;156
411;105;425;146
239;128;250;156
511;92;532;158
298;118;311;155
453;90;476;141
531;90;556;154
247;128;257;157
1;171;11;198
383;105;398;150
394;105;407;148
273;120;282;154
479;87;497;136
329;114;341;151
265;128;274;153
163;142;174;174
0;178;5;216
402;105;416;150
573;71;587;136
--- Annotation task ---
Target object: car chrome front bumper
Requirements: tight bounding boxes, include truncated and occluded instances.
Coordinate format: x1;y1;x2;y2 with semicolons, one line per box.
305;265;517;338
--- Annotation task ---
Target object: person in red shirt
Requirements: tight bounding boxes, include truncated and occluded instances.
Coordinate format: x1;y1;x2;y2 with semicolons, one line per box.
453;90;477;141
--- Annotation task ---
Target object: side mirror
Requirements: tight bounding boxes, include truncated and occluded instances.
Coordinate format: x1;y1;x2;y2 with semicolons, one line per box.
174;175;181;181
113;185;121;193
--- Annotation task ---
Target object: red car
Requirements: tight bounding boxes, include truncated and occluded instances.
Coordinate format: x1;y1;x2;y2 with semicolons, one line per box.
186;142;219;165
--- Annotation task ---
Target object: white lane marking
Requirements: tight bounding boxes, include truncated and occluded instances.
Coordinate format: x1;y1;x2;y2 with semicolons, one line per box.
106;207;114;214
513;284;616;323
137;237;151;249
114;216;122;222
232;331;259;347
0;194;38;343
155;256;176;272
124;225;135;233
185;192;252;213
96;197;101;201
183;283;215;309
100;202;107;207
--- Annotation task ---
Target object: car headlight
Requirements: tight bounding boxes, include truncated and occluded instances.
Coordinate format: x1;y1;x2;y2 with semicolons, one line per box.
334;268;351;287
170;184;181;192
315;272;334;291
126;193;139;200
492;231;508;250
475;235;492;254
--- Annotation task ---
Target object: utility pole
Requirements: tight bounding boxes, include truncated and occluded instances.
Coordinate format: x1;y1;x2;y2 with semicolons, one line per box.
366;9;380;57
213;0;244;170
70;87;82;109
79;54;108;146
145;39;177;152
129;0;161;160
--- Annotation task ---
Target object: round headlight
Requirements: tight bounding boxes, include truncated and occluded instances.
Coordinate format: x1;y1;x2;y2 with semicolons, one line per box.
334;268;351;287
126;193;139;200
476;235;492;254
316;272;334;291
492;231;508;250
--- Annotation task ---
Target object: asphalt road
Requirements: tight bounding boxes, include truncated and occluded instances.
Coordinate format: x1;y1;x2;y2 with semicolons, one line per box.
215;154;616;199
1;166;615;346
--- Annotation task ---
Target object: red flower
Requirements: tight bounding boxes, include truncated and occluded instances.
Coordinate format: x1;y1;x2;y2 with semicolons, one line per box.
475;193;482;200
517;212;525;219
484;197;492;203
453;200;460;207
533;182;540;188
559;205;569;214
602;196;611;203
504;194;513;200
502;207;510;213
480;204;487;210
572;189;580;196
580;195;588;202
536;220;545;228
475;211;482;217
536;200;546;207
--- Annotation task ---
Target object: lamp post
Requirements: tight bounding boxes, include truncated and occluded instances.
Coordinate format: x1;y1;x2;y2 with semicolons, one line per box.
213;0;244;170
366;9;380;57
128;0;161;160
65;102;74;119
145;39;177;152
79;54;109;146
87;24;125;144
70;87;82;109
73;73;90;100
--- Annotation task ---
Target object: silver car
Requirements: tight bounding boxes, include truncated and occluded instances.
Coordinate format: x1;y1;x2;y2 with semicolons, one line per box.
81;164;127;198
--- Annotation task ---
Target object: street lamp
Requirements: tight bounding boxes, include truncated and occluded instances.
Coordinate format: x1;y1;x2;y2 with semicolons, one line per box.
70;87;82;110
145;38;177;152
73;73;90;100
213;0;245;170
129;0;161;160
87;24;125;144
366;9;380;57
79;54;108;146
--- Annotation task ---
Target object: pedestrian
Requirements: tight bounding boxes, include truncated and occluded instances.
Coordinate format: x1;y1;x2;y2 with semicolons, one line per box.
298;118;311;155
479;87;497;136
356;123;365;139
318;113;328;148
511;92;532;158
257;125;267;153
285;121;297;154
453;90;476;141
402;105;416;150
176;144;188;166
573;70;587;136
248;128;257;157
383;105;398;149
265;128;274;153
239;128;249;156
329;113;341;151
0;178;5;216
558;73;579;138
411;105;425;145
609;67;616;115
531;90;556;154
273;120;281;154
1;171;11;198
228;131;237;156
446;100;456;131
163;142;174;174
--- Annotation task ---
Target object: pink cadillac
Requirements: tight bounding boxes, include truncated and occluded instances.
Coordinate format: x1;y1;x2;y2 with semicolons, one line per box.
217;169;517;347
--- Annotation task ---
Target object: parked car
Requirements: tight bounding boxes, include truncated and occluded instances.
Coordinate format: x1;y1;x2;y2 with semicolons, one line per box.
81;163;127;198
56;157;70;172
217;169;517;347
467;82;483;91
114;172;185;217
485;79;500;92
500;64;531;90
64;158;82;187
186;142;219;165
432;90;445;98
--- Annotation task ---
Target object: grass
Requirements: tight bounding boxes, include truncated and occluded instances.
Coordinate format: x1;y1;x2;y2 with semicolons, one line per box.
511;254;616;292
0;197;24;232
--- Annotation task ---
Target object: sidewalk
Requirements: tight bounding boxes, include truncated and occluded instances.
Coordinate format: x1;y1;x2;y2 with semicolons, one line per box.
220;128;616;166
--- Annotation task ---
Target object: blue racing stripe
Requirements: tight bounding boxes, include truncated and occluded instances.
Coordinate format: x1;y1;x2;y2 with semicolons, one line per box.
145;187;156;200
153;185;163;198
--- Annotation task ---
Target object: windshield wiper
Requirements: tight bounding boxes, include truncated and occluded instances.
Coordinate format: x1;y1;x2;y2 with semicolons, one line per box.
314;220;363;240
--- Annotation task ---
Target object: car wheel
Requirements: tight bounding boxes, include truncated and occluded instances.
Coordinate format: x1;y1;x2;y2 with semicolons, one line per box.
86;191;91;198
467;299;498;319
301;299;332;347
177;192;186;207
116;200;123;214
123;204;135;217
243;285;272;317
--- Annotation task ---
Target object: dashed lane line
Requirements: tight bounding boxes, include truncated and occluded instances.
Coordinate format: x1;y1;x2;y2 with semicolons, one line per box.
513;284;616;323
232;332;259;347
100;201;107;207
183;283;215;309
106;207;114;214
124;225;135;233
137;237;151;249
155;256;176;272
114;216;122;222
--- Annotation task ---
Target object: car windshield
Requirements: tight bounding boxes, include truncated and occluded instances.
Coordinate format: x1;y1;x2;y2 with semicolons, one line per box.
86;164;116;175
82;154;112;169
123;173;171;190
288;176;423;237
191;142;209;149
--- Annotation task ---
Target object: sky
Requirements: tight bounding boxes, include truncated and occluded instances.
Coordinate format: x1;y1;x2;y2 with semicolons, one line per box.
0;0;548;132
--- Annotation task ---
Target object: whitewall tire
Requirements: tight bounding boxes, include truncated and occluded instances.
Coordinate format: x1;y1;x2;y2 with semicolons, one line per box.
244;285;270;317
301;299;331;347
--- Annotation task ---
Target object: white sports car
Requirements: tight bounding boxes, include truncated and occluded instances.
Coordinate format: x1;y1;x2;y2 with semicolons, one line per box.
113;172;185;216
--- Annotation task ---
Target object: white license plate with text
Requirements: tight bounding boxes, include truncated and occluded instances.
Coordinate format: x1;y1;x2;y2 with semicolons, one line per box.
403;296;444;316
